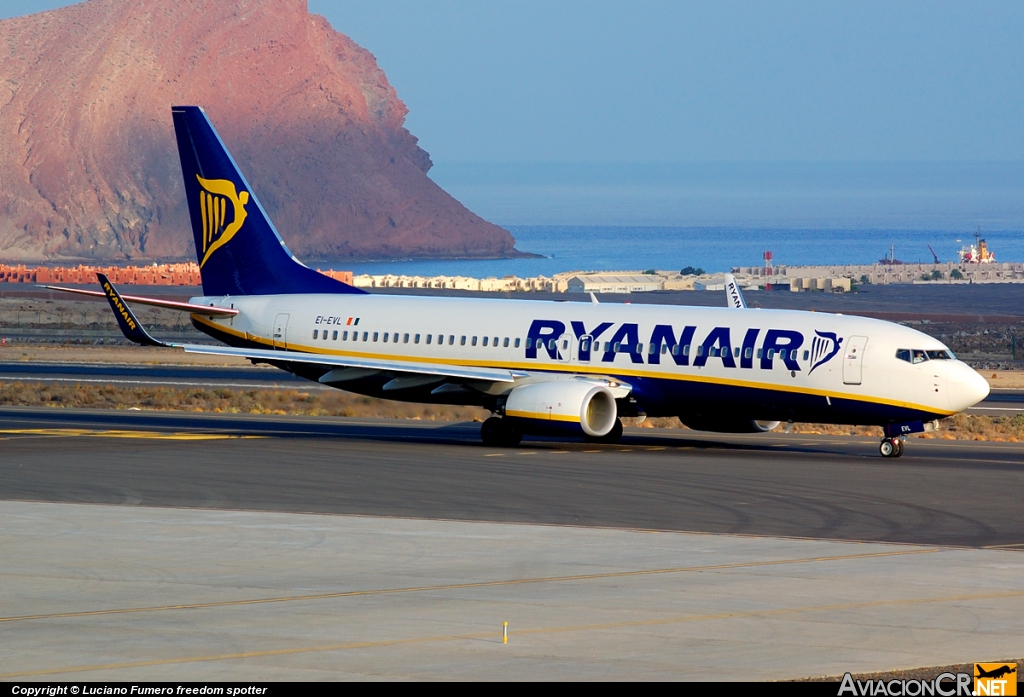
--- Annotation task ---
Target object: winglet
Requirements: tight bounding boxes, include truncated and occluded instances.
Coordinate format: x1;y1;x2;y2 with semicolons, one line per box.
97;273;170;347
590;292;600;305
724;274;746;309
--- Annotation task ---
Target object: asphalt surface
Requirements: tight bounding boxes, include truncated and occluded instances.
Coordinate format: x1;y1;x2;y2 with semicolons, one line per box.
970;388;1024;415
1;406;1022;549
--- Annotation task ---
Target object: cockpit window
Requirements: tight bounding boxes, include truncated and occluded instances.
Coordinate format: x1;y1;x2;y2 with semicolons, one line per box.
896;348;955;364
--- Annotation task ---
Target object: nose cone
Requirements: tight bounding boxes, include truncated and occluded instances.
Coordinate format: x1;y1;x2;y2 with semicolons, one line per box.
947;362;990;412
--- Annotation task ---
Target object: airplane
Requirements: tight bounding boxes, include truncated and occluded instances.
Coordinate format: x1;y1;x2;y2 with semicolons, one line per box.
48;106;990;458
975;665;1016;680
724;274;746;309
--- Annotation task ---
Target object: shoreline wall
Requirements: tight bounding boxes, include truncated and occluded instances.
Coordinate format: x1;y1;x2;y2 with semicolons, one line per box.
0;263;352;287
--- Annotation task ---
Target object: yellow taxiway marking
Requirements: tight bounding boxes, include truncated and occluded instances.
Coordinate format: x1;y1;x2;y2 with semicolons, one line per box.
5;585;1023;679
0;548;936;626
484;453;505;457
0;428;261;441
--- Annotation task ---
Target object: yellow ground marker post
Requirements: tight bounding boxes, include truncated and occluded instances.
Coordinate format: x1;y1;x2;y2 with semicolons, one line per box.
503;622;508;644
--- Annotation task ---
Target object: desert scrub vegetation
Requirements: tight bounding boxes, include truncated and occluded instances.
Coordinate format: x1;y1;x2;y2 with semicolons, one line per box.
2;381;1022;442
0;382;488;421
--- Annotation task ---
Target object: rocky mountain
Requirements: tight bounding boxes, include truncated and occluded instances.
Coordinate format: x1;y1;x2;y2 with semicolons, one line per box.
0;0;518;262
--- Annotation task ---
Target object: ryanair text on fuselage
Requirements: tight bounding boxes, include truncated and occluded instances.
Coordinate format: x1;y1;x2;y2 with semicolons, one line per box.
525;319;843;372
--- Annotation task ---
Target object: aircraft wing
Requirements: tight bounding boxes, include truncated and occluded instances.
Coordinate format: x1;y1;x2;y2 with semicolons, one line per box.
177;344;522;383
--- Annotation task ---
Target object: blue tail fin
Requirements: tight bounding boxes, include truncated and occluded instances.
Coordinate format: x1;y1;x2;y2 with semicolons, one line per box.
171;106;366;296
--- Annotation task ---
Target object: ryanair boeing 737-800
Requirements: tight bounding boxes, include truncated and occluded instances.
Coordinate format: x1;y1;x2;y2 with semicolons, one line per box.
50;107;990;457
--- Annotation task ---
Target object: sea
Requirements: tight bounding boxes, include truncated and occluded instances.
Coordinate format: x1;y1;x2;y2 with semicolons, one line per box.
331;161;1024;278
331;227;1024;278
333;226;1024;279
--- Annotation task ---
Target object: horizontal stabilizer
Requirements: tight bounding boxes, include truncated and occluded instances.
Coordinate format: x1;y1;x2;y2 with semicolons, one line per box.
41;285;238;316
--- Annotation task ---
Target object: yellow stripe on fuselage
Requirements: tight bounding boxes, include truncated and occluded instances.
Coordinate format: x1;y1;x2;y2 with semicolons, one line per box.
190;315;955;416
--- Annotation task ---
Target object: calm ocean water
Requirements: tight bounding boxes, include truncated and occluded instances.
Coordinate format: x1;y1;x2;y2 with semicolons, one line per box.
333;226;1024;278
334;161;1024;277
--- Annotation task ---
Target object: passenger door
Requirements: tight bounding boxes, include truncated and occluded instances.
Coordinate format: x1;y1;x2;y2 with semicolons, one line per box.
273;313;290;350
843;335;868;385
557;332;574;362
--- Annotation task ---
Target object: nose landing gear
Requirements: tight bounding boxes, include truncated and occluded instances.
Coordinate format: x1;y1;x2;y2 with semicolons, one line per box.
879;437;904;458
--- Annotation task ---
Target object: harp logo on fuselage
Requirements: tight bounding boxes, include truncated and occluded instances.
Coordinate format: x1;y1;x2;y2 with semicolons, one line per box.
196;175;249;268
808;331;843;374
525;319;845;372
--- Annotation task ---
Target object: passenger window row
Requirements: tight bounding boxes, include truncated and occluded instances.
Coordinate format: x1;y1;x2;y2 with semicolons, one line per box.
579;340;807;363
310;329;521;349
305;329;814;364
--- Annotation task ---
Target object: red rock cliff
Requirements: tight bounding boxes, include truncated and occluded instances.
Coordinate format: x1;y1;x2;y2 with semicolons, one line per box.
0;0;517;262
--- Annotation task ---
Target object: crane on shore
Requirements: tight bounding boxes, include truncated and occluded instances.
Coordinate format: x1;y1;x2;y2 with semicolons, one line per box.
928;244;940;265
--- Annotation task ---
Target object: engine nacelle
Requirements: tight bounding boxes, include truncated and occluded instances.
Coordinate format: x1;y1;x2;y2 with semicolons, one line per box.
505;380;618;437
680;417;781;434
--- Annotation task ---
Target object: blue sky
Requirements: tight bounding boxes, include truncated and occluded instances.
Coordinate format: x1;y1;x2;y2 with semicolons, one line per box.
6;0;1024;164
315;1;1024;164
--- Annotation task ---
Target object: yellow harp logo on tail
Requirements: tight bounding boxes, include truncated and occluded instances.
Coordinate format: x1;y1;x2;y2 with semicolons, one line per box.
196;176;249;268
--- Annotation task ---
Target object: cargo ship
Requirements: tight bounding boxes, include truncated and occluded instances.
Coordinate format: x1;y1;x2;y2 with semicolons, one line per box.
957;229;995;264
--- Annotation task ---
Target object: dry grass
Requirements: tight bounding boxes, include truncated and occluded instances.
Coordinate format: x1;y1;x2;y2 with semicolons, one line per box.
0;345;250;366
0;382;488;421
3;381;1023;442
783;415;1024;441
627;415;1024;441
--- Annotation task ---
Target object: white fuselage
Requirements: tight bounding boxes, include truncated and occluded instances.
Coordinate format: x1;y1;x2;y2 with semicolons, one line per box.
188;293;990;424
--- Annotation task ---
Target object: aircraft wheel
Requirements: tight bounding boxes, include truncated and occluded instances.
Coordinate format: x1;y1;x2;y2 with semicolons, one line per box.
879;438;900;458
585;417;623;444
481;417;522;447
481;417;504;446
501;422;523;447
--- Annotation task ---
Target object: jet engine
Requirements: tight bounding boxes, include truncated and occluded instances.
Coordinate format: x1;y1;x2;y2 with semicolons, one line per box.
504;380;618;437
679;417;781;433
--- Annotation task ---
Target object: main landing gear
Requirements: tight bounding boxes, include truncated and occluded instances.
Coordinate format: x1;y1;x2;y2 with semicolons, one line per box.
879;437;904;458
480;417;523;447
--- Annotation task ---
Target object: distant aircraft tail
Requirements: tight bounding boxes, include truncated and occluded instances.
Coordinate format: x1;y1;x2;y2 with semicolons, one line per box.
724;274;746;309
171;106;365;297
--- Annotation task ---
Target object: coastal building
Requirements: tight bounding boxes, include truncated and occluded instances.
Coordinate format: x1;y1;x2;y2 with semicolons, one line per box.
566;274;663;294
0;263;354;287
732;262;1024;287
5;259;1022;295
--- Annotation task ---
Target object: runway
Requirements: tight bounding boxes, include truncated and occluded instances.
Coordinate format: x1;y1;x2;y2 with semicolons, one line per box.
969;388;1024;415
2;406;1023;548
